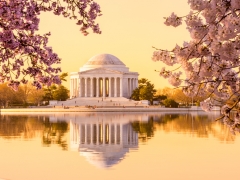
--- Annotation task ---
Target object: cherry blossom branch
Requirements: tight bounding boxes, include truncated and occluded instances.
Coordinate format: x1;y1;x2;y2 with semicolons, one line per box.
0;0;102;90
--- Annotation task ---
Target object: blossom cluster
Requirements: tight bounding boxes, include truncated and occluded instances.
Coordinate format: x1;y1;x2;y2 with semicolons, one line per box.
200;98;213;112
221;104;240;135
153;0;240;133
0;0;101;90
164;13;182;27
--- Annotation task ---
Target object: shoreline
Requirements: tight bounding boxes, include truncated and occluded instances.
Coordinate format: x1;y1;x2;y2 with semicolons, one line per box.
0;106;220;113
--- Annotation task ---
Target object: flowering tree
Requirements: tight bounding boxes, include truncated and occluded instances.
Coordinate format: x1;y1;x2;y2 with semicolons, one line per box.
152;0;240;133
0;0;101;90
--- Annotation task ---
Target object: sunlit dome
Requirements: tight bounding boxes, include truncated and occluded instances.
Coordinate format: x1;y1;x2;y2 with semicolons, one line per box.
86;54;125;65
79;147;129;168
79;54;129;72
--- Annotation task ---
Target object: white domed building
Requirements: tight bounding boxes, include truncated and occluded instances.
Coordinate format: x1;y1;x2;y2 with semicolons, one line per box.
70;54;139;99
69;113;139;168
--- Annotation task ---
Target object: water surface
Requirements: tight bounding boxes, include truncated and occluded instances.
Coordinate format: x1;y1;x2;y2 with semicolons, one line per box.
0;112;239;180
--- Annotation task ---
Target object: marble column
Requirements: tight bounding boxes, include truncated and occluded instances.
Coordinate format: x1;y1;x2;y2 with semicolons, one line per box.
74;78;76;97
128;78;130;97
120;124;122;144
135;78;137;89
96;77;99;97
96;123;99;145
131;78;133;90
109;123;111;144
85;124;87;144
132;78;135;90
114;124;117;144
133;78;135;90
129;125;132;144
72;79;74;97
128;78;130;96
114;77;117;97
85;78;87;97
103;122;105;144
90;78;93;97
70;79;72;98
103;77;106;97
109;77;111;97
91;124;93;144
120;77;123;97
75;78;77;96
79;78;81;97
130;78;133;94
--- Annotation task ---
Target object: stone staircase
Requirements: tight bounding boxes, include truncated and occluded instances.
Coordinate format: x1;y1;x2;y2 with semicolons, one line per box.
52;97;146;107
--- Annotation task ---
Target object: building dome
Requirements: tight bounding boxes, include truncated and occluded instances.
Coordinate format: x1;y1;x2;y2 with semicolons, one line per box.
79;147;129;168
85;54;125;66
79;54;129;72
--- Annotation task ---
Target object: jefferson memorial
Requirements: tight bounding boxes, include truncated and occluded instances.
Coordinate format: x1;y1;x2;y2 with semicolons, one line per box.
68;113;139;168
69;54;139;99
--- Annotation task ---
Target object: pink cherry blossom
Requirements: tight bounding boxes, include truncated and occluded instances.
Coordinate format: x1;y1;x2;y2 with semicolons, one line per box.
153;0;240;133
0;0;102;90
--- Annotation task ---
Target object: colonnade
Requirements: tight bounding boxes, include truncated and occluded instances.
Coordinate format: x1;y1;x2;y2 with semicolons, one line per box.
127;77;138;97
70;78;78;98
70;122;138;145
70;77;138;98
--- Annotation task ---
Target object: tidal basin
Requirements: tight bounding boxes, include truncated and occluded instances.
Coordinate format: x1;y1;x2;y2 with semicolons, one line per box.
0;112;239;180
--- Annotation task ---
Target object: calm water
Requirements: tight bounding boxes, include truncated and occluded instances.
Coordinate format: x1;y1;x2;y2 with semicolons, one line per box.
0;112;239;180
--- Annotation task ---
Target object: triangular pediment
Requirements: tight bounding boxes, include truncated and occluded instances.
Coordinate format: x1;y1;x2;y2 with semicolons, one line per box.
80;68;123;74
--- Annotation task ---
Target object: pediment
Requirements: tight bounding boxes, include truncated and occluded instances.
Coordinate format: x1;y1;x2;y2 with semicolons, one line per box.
80;68;123;74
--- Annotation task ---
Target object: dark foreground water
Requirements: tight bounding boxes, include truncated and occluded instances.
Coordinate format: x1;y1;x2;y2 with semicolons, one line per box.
0;111;239;180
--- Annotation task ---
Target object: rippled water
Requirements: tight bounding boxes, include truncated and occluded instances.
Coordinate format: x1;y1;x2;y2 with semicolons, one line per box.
0;111;239;180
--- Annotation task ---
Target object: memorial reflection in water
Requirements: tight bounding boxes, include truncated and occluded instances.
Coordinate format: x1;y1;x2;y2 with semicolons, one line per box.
1;111;236;170
1;112;240;180
67;113;139;168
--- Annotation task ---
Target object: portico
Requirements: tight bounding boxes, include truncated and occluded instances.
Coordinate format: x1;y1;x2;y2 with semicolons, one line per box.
70;54;139;99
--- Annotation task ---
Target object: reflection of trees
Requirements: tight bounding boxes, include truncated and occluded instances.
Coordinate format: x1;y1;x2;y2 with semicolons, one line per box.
158;114;179;124
131;118;155;142
0;115;69;150
154;113;236;142
131;113;236;142
156;114;211;137
0;115;44;138
42;120;68;150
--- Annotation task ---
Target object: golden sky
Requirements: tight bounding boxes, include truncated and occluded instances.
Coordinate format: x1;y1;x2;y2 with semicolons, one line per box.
39;0;191;89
